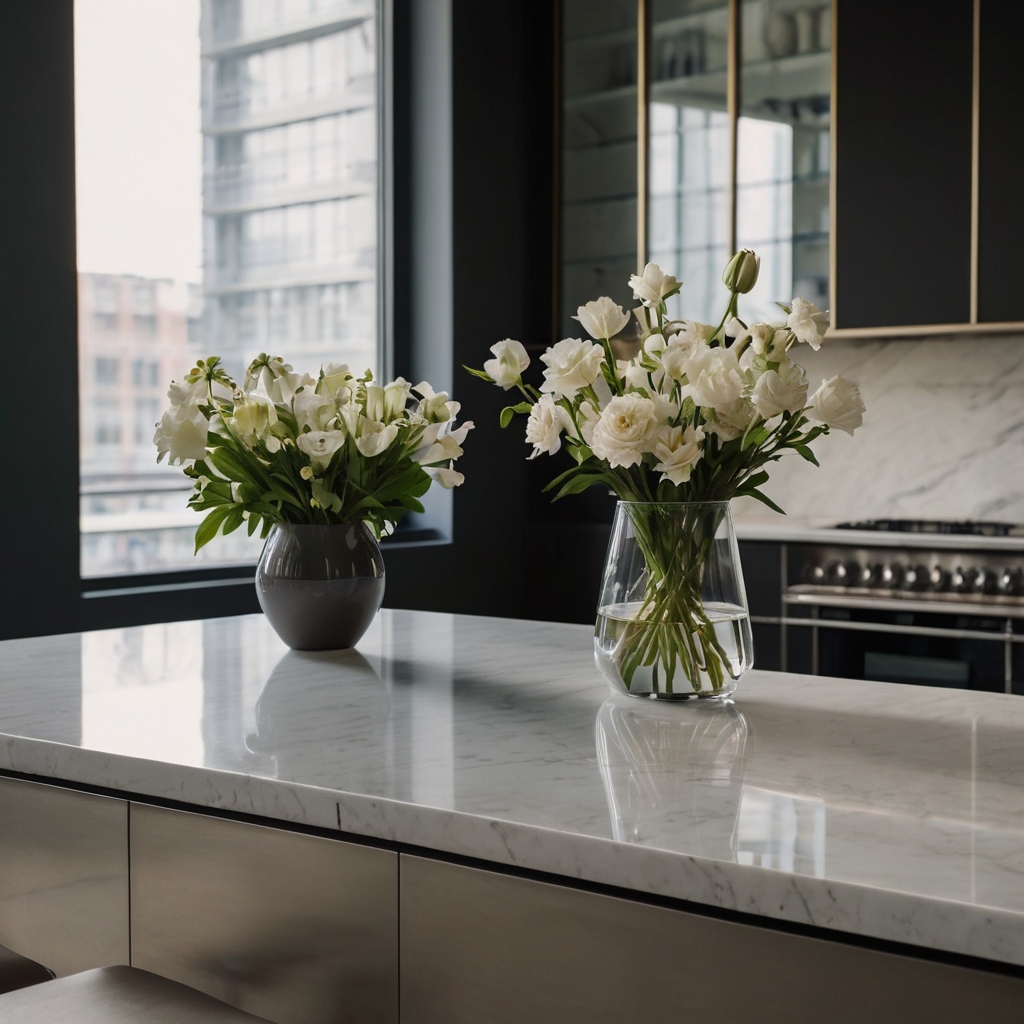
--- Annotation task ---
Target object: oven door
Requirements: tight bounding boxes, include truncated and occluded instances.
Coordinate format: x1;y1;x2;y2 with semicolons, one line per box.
783;599;1020;694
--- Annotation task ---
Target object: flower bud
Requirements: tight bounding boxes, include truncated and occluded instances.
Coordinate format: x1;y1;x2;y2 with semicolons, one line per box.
722;249;760;294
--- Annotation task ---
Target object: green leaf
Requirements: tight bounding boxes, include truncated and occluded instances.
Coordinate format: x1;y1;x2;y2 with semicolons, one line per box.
743;488;786;515
246;513;260;537
221;507;246;536
549;472;609;501
462;365;494;382
792;443;820;466
194;506;232;552
775;301;793;315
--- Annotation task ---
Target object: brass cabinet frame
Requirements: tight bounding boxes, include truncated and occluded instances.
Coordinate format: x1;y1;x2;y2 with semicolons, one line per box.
627;0;1015;338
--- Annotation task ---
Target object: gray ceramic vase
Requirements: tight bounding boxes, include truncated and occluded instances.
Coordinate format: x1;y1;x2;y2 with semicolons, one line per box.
256;523;385;651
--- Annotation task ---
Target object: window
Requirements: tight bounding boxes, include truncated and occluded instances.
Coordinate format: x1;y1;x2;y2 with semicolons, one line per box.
94;357;119;386
75;0;380;579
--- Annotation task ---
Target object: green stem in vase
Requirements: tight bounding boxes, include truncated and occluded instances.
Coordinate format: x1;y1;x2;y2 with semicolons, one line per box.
615;504;733;696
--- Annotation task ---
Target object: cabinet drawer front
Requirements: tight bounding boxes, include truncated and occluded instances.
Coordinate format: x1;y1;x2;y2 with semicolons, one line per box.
0;775;129;976
400;854;1024;1024
130;804;397;1024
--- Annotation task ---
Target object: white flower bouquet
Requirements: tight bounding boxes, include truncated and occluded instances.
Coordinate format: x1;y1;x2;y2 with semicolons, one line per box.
472;250;865;695
155;354;472;549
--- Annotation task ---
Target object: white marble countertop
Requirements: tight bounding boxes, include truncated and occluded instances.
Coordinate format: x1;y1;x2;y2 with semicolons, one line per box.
1;609;1023;967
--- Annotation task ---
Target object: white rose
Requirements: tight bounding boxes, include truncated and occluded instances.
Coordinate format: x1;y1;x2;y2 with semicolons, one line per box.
524;393;569;459
750;360;808;419
808;376;865;435
483;339;530;390
297;429;345;470
573;296;630;341
590;394;663;468
686;347;745;413
629;262;680;307
622;359;662;393
787;298;830;350
540;338;605;399
660;337;708;383
705;400;758;441
653;423;705;485
667;320;714;345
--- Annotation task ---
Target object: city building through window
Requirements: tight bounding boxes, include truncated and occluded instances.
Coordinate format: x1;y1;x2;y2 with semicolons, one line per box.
75;0;380;577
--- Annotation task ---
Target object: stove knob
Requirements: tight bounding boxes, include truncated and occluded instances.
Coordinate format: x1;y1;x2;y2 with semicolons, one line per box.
962;567;994;594
928;566;950;591
826;561;859;586
805;563;826;584
879;563;903;589
997;568;1023;595
858;563;878;587
903;564;930;590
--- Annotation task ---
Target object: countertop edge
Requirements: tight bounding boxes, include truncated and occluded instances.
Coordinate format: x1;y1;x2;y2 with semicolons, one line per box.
2;732;1021;971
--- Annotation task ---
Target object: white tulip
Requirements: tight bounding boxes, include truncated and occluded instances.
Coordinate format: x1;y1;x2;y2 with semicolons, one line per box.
524;393;570;459
365;384;386;422
229;392;278;446
413;382;453;423
297;429;345;470
643;333;666;357
629;262;680;307
483;339;530;390
590;394;663;469
292;387;336;432
787;298;830;350
415;433;464;465
808;376;865;435
750;360;808;419
154;407;208;465
355;421;400;457
540;338;605;399
573;296;630;340
653;423;705;485
428;465;465;489
319;362;354;398
383;378;412;420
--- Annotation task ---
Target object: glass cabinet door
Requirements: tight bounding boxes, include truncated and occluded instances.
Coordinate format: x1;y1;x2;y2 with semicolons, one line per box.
737;0;831;324
648;0;732;326
560;0;639;337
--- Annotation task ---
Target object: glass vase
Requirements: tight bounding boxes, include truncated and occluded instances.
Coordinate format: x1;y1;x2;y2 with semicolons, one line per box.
594;501;754;700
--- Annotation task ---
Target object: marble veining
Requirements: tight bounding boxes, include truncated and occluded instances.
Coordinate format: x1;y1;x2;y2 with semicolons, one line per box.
732;333;1024;525
2;609;1024;966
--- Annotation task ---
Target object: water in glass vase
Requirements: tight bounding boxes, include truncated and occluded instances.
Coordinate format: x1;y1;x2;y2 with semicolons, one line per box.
594;600;753;700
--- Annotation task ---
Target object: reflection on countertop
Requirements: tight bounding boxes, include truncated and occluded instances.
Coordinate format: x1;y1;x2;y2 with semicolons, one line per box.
1;609;1024;965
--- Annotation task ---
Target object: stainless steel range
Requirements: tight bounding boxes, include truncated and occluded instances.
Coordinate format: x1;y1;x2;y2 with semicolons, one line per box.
780;520;1024;694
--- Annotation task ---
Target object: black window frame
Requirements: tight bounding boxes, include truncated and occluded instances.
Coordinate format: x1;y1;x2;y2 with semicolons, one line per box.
0;0;554;640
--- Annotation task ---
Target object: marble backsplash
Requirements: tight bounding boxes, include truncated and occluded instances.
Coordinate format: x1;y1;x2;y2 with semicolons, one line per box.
732;333;1024;525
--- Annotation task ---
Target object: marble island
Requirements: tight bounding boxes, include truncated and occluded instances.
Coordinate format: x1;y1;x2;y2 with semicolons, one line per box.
1;609;1023;979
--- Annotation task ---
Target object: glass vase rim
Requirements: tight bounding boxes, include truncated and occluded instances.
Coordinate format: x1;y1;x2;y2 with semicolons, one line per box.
614;500;733;509
269;521;372;530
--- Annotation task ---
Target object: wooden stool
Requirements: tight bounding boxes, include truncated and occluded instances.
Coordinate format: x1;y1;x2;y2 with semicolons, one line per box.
0;945;51;995
0;965;273;1022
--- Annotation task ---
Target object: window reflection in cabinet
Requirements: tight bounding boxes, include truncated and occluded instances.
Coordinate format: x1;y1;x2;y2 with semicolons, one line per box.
560;0;639;337
648;0;731;325
738;0;831;324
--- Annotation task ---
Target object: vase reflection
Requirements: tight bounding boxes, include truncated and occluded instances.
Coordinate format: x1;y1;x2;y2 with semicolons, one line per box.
596;695;750;858
246;648;391;785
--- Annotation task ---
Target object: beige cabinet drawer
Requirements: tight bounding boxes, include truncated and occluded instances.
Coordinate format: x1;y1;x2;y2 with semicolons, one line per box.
0;775;129;976
130;803;398;1024
400;854;1024;1024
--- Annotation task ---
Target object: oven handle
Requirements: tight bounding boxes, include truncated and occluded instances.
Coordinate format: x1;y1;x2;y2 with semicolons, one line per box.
784;590;1024;618
782;617;1016;642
